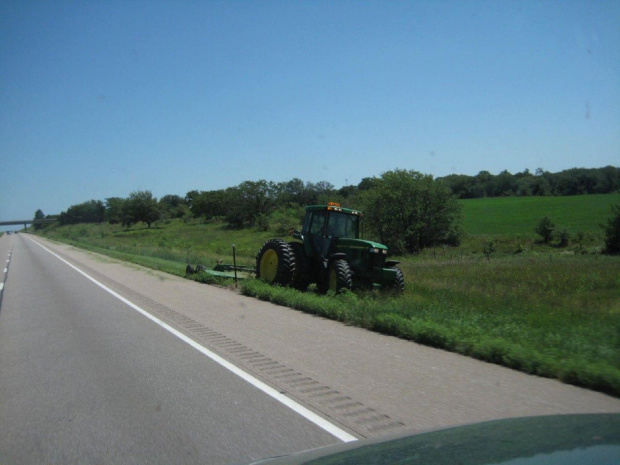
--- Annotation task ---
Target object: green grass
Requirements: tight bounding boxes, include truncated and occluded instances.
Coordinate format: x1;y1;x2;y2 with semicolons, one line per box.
38;219;273;268
461;193;620;236
35;194;620;396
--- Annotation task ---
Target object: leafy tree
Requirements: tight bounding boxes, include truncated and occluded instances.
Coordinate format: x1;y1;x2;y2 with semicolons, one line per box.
223;187;245;228
120;201;135;229
276;179;335;207
58;200;105;225
277;178;307;206
184;190;200;212
33;209;45;230
494;169;517;196
105;197;126;224
597;165;620;193
224;180;283;228
535;216;555;244
238;180;278;224
359;169;462;254
439;174;475;198
266;205;305;234
311;181;337;205
529;174;552;196
159;195;188;219
357;177;379;191
602;204;620;255
187;189;228;221
474;171;494;197
312;180;335;196
125;191;160;228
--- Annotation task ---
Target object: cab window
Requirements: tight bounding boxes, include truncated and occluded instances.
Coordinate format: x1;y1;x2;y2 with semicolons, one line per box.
309;211;327;235
326;212;359;238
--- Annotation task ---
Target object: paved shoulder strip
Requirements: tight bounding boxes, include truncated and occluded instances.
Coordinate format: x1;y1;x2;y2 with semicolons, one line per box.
26;236;358;443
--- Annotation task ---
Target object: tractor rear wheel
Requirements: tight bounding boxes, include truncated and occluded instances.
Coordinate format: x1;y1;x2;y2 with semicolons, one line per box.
322;259;352;294
256;239;295;286
289;242;310;290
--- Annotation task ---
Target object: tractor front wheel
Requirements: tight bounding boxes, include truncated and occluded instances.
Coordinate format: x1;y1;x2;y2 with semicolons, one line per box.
256;239;295;286
321;259;352;294
387;266;405;294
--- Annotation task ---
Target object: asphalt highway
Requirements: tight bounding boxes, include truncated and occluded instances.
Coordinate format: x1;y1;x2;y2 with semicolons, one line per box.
2;233;619;464
0;234;342;464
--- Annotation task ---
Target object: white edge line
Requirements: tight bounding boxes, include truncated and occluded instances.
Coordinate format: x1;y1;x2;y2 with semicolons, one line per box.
0;283;4;291
27;236;358;443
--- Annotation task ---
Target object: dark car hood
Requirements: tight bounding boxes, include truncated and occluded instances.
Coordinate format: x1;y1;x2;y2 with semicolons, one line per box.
249;414;620;465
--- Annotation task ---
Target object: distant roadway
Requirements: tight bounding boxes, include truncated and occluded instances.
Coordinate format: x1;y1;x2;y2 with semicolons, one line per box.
1;233;619;464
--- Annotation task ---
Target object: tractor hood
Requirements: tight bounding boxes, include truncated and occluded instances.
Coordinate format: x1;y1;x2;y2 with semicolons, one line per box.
336;238;389;251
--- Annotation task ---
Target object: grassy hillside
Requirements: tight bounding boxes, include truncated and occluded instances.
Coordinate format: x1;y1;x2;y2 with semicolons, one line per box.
35;194;620;396
39;220;270;270
461;193;620;236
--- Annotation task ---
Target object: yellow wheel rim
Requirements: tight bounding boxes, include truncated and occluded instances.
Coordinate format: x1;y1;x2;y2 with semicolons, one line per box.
260;249;278;282
328;268;338;291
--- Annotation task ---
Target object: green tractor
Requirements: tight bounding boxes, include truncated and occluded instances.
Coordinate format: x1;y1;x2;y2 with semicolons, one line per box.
256;202;404;293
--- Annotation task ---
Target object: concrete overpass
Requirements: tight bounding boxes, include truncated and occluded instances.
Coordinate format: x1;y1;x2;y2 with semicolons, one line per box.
0;219;57;231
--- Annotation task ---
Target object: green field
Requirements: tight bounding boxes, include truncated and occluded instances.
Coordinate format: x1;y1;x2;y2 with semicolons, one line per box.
35;194;620;396
461;193;620;236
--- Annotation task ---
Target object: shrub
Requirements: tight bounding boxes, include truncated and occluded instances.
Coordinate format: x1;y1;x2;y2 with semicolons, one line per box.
575;231;585;249
483;240;496;260
558;229;571;248
535;216;555;244
602;204;620;255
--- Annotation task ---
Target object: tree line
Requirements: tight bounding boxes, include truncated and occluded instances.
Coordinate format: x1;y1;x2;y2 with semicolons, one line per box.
50;180;339;229
439;166;619;198
55;192;187;229
39;165;618;254
41;172;462;254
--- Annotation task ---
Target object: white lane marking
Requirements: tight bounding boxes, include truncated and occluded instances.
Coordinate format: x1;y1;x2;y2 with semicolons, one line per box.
0;283;4;291
27;236;357;443
3;268;7;273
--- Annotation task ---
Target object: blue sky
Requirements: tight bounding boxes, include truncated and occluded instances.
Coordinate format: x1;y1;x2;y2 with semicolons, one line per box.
1;0;619;223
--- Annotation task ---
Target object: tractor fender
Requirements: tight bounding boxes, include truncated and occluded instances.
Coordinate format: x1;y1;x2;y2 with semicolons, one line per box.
319;253;347;271
385;260;400;267
328;253;348;262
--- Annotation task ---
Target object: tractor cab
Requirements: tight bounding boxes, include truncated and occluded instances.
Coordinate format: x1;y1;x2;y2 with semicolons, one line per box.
299;202;362;259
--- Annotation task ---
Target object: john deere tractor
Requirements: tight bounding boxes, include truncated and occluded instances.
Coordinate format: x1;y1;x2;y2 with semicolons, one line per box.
256;202;404;293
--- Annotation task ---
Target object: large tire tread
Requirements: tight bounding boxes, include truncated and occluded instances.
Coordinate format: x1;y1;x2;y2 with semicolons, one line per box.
289;241;310;290
324;259;353;294
256;239;295;286
388;266;405;294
